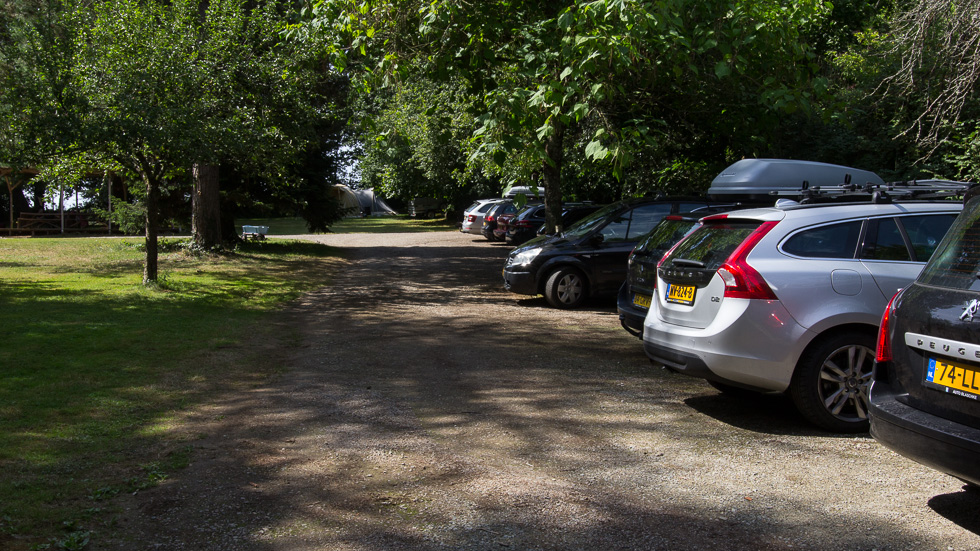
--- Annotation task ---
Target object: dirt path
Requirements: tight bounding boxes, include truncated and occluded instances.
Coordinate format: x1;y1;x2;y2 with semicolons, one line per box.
101;231;980;550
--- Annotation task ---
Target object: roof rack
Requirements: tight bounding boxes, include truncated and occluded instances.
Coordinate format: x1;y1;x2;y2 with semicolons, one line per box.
769;175;978;204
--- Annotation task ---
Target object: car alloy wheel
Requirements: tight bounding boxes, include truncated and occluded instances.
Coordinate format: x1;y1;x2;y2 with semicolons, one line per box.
544;267;587;309
790;332;875;433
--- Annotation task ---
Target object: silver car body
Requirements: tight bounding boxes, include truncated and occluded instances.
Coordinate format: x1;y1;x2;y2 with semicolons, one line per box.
460;199;506;235
643;201;962;426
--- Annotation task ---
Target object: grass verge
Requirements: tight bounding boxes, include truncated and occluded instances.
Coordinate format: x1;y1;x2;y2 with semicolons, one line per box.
0;236;345;550
237;214;455;235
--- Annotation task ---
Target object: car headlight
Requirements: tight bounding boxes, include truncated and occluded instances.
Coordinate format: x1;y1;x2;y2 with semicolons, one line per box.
510;247;541;267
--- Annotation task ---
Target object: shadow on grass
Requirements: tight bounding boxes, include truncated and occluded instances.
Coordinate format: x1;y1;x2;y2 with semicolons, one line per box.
0;240;347;546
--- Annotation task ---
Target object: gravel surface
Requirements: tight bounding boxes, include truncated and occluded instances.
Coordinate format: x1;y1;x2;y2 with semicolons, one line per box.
100;230;980;550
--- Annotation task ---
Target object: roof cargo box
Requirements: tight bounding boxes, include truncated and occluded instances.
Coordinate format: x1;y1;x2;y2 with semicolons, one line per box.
503;185;544;199
706;159;885;202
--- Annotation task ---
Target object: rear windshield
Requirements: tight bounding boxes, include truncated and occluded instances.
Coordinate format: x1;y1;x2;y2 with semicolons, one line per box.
636;218;699;254
662;220;764;271
919;200;980;291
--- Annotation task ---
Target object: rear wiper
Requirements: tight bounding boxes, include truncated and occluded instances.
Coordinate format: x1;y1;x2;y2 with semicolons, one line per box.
671;258;706;268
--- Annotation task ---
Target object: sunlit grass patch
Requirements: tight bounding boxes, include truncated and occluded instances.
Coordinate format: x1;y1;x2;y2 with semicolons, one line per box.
0;236;345;549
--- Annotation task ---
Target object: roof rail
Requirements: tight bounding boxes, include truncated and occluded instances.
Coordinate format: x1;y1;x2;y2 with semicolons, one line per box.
769;175;978;204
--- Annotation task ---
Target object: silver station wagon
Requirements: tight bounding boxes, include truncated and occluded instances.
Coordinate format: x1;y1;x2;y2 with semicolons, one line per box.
642;164;966;432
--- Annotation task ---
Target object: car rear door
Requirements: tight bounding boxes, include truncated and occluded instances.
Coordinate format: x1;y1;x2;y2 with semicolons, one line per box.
860;213;959;299
655;216;771;329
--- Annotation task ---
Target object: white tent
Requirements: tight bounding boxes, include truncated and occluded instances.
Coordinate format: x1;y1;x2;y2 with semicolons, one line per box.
330;184;362;215
353;188;397;216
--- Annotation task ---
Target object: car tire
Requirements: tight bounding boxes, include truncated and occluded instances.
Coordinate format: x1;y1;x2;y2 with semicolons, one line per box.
789;332;875;433
544;267;587;309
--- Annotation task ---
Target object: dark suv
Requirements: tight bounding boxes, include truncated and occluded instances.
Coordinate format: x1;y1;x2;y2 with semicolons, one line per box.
870;188;980;486
502;197;712;308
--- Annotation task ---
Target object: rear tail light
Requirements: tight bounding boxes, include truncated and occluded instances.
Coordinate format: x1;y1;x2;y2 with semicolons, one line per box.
876;291;901;363
467;215;476;222
718;221;778;300
514;220;534;228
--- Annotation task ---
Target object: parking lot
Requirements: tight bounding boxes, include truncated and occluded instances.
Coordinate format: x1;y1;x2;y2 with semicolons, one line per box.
107;230;980;550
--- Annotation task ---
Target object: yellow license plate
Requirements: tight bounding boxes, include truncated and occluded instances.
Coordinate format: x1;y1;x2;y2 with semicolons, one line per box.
665;283;696;306
632;293;652;309
925;358;980;399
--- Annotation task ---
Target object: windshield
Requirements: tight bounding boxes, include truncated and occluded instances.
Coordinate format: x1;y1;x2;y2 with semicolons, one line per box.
919;198;980;291
562;202;624;239
636;218;699;254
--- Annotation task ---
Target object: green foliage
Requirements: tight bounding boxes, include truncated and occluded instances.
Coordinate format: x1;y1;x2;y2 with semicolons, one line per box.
2;0;349;280
90;202;144;235
297;0;841;209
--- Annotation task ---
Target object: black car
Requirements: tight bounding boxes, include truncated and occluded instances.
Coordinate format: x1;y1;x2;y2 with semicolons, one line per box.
616;204;747;337
502;197;713;308
870;188;980;488
616;214;705;337
481;201;516;241
507;202;600;246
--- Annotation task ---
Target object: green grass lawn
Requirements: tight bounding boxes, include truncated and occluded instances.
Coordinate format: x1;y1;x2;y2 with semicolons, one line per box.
0;236;347;550
237;214;456;235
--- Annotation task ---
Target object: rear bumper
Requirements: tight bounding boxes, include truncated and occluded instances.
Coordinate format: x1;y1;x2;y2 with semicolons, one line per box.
616;282;647;339
642;298;807;392
507;229;537;245
460;222;482;235
870;384;980;487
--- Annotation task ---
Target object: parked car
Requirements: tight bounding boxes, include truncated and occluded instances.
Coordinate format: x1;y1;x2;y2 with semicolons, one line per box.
618;207;739;337
642;189;963;432
870;186;980;487
481;201;516;241
461;198;507;235
496;200;545;241
502;197;714;308
507;202;602;245
493;205;526;241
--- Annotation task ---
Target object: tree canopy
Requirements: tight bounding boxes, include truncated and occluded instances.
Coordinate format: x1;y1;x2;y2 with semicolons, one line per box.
4;0;980;260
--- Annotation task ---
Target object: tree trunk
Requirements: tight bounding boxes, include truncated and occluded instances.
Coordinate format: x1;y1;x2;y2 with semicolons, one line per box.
192;163;222;248
143;172;160;284
542;119;565;235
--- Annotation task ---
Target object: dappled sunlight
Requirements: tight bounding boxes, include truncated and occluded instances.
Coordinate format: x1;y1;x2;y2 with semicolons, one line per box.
8;231;973;549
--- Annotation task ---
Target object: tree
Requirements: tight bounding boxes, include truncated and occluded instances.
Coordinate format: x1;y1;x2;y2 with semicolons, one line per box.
297;0;835;232
885;0;980;148
1;0;339;282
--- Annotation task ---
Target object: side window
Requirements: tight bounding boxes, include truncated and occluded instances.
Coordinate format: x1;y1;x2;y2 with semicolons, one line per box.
863;218;912;261
600;211;633;242
782;221;862;259
899;213;957;261
625;204;673;239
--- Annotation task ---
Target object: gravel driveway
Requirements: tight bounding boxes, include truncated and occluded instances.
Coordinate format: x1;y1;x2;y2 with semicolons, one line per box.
103;230;980;550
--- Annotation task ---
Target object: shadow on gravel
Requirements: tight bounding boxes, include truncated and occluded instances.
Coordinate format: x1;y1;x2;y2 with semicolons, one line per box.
928;488;980;535
682;391;869;438
104;234;978;551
